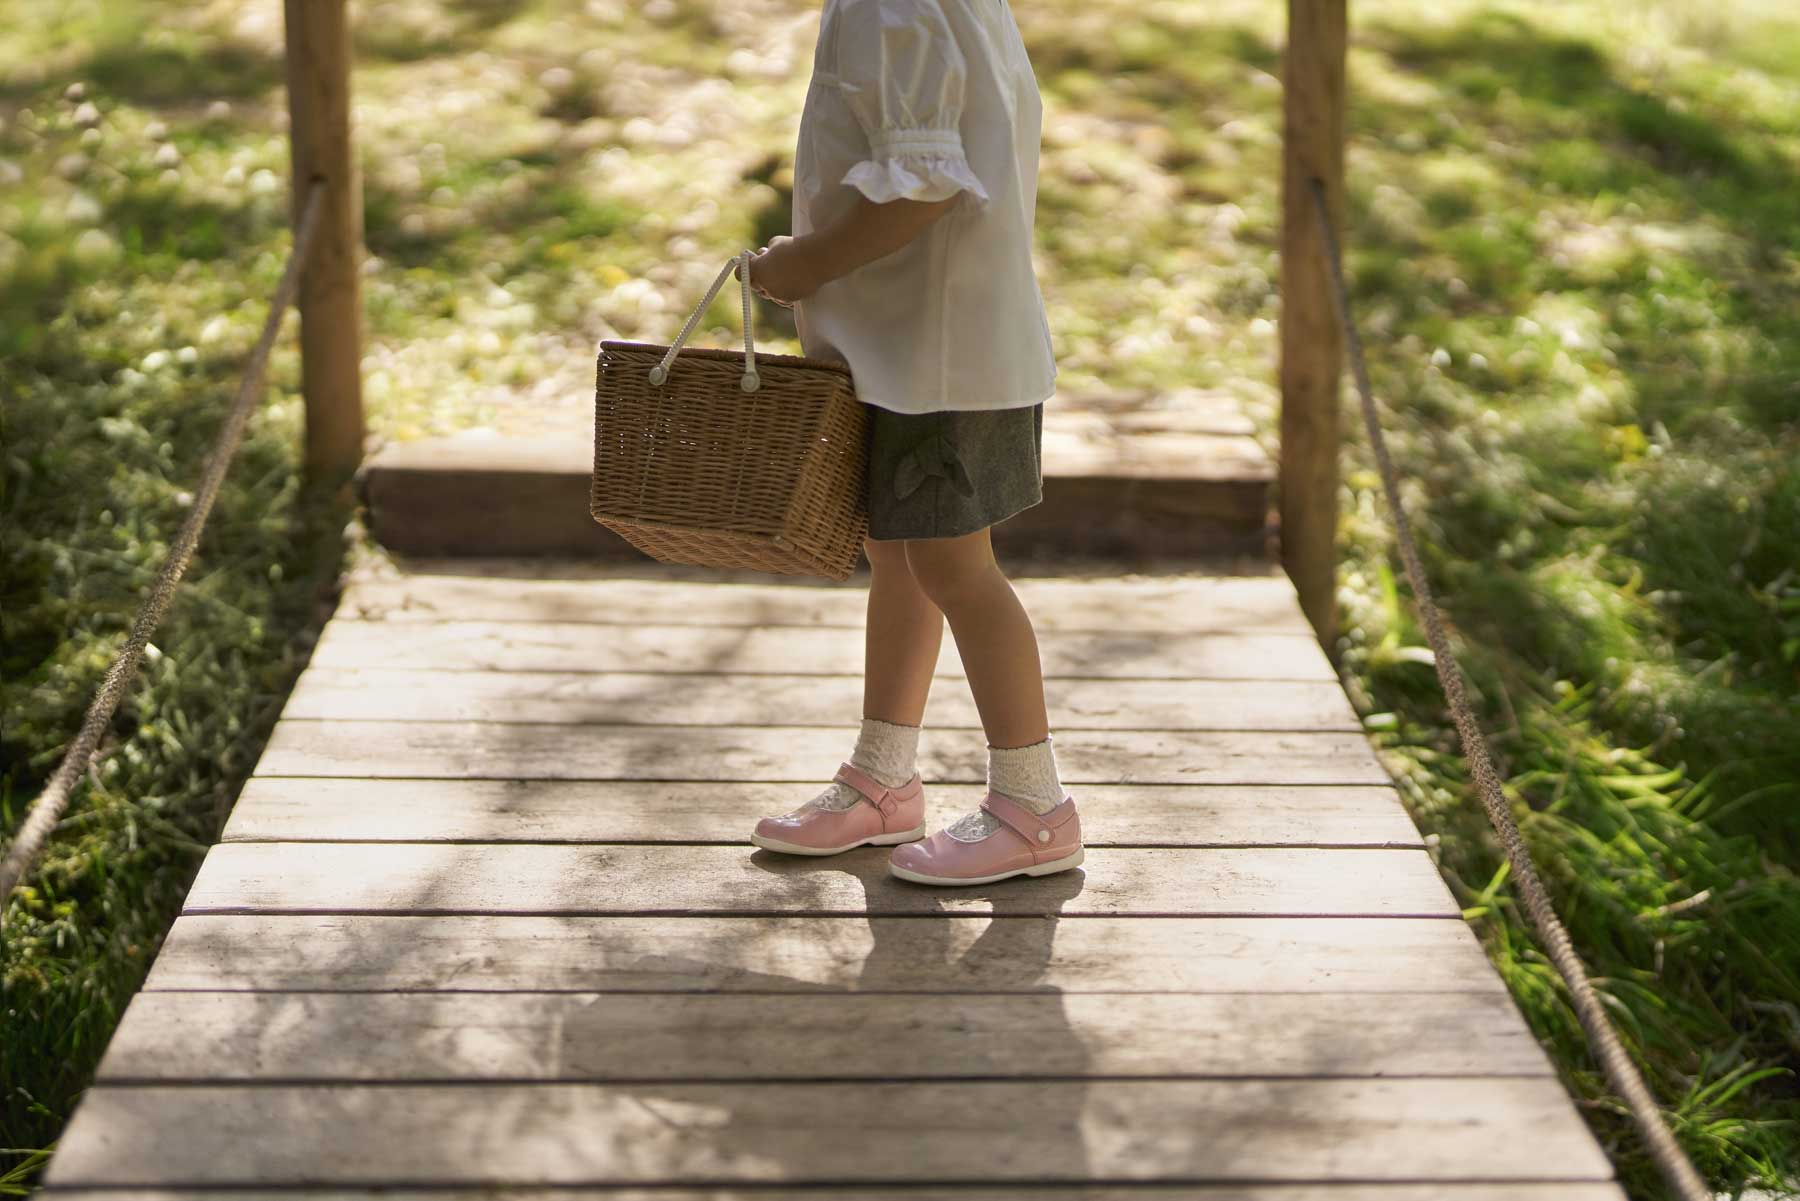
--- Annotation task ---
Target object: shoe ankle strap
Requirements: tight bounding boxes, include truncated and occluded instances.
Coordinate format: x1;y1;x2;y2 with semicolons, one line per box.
980;790;1058;846
833;761;909;819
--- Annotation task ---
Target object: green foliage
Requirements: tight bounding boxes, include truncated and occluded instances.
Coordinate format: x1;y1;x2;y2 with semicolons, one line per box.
1327;5;1800;1195
0;11;351;1173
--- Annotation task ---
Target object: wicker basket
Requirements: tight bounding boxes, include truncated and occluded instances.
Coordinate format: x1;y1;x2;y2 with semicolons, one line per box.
592;250;871;581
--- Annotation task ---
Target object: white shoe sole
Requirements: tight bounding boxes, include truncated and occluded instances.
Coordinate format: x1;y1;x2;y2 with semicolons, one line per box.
750;823;927;857
889;846;1086;887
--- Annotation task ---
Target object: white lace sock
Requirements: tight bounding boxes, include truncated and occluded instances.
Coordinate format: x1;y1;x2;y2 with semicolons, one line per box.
946;735;1066;841
799;717;921;813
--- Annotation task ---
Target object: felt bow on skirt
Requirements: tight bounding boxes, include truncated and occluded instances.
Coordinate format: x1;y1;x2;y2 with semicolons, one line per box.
892;430;976;500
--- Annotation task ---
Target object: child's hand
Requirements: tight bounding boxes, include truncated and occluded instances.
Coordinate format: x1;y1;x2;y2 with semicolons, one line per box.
738;236;818;307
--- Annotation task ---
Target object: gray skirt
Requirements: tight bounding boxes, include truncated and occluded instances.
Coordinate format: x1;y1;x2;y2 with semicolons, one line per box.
864;402;1044;541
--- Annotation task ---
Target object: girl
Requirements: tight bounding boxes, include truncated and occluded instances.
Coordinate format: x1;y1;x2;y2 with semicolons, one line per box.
739;0;1081;887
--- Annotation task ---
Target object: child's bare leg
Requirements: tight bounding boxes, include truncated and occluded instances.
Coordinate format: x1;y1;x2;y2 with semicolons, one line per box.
902;527;1066;843
760;537;941;826
902;527;1049;748
862;535;944;727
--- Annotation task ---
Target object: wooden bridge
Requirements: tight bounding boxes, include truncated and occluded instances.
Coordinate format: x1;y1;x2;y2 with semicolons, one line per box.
41;557;1627;1197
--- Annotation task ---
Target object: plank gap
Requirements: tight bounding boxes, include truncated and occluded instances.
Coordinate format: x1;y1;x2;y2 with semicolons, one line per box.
94;1072;1559;1088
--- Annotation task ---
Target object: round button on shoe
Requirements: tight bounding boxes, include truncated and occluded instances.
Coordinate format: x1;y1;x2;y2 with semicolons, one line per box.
1036;829;1050;842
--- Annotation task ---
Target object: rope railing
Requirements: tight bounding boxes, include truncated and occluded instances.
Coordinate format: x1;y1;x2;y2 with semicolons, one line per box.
1307;176;1710;1201
0;180;327;911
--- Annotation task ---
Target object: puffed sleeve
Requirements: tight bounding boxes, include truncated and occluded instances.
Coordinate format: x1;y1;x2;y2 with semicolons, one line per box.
831;0;991;211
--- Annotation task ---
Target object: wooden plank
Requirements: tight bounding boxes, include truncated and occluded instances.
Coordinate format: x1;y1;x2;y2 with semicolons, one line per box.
143;914;1511;995
41;1078;1615;1186
308;621;1338;681
1042;430;1271;478
281;669;1363;731
1005;473;1269;557
179;844;1459;918
361;440;1272;559
340;572;1315;634
31;1188;1634;1201
221;780;1419;848
96;990;1551;1083
1087;387;1260;434
251;723;1392;786
363;446;648;559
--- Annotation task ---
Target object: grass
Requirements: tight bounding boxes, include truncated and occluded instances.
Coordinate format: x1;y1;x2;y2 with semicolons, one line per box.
3;0;1797;1196
0;0;360;1173
1321;4;1800;1193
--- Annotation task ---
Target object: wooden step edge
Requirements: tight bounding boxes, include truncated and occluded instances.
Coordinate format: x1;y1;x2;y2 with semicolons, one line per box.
357;436;1274;560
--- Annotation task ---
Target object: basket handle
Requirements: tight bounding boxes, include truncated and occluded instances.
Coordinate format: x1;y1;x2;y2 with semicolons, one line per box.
647;249;761;393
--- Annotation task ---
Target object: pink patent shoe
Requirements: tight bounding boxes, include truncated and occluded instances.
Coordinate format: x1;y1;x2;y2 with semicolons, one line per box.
750;761;927;856
888;791;1083;886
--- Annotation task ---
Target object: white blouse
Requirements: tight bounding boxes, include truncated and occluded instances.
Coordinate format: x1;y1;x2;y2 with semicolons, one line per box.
792;0;1058;414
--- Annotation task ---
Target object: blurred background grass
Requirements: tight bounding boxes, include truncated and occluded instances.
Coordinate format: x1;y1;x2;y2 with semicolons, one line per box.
2;0;1796;1197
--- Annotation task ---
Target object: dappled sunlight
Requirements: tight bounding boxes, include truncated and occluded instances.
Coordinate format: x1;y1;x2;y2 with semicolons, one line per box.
5;0;1797;1193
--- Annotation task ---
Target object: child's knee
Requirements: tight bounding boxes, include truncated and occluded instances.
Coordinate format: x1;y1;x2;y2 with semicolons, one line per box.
863;536;911;575
903;537;999;610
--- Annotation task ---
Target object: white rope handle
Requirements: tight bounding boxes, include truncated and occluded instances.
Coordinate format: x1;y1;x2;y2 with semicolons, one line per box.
647;249;761;393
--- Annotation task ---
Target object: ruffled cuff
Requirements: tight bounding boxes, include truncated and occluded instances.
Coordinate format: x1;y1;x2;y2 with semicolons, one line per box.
841;129;990;211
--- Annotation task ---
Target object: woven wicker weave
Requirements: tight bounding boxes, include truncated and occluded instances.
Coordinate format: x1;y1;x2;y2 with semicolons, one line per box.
592;251;871;581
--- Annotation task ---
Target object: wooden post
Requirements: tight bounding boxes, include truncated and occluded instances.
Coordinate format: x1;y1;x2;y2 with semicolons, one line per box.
1279;0;1346;649
284;0;364;484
